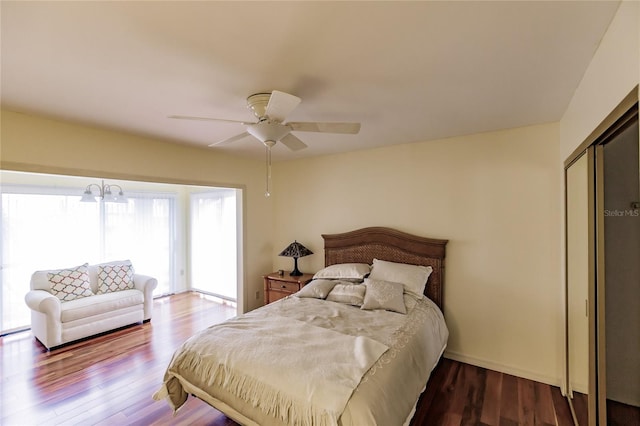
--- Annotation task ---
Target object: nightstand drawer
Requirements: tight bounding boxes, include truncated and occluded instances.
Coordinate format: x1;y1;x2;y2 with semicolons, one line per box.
263;272;314;305
268;280;299;293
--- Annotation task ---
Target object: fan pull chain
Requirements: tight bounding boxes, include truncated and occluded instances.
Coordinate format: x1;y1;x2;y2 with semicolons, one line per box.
265;145;272;197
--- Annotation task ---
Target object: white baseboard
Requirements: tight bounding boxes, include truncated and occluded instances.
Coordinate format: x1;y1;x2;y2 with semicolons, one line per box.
443;350;562;388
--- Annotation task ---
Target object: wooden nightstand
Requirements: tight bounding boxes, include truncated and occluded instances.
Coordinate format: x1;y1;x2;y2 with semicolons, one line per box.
263;272;314;305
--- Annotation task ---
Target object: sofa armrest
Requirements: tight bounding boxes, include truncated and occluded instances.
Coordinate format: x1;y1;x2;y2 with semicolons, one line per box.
133;274;157;321
24;290;61;317
133;274;158;294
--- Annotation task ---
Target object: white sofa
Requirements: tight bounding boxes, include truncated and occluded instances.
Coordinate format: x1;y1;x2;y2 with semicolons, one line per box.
24;261;157;349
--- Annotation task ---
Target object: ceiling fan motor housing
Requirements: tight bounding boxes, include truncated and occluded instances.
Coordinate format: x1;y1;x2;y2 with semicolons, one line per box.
246;93;271;119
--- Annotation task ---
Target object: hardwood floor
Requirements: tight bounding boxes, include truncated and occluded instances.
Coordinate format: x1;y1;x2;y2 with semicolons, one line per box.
608;399;640;426
0;292;237;426
413;358;573;426
1;292;574;426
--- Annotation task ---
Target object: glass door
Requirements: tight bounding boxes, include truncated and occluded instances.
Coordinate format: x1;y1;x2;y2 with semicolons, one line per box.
190;189;239;301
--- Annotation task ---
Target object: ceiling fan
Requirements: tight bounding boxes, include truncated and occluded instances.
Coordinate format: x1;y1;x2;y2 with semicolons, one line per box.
169;90;361;151
169;90;360;197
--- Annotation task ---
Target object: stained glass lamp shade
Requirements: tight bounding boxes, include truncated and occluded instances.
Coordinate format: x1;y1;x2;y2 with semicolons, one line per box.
278;240;313;276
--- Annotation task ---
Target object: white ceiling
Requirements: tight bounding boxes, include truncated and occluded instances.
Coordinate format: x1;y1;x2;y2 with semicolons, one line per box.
1;1;620;161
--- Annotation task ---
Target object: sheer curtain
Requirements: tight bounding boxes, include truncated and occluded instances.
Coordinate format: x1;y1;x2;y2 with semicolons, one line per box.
102;193;176;295
1;189;99;332
190;189;238;301
0;185;176;333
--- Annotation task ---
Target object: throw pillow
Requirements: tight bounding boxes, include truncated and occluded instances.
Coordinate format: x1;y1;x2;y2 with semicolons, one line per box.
97;261;134;294
47;263;93;302
361;278;407;314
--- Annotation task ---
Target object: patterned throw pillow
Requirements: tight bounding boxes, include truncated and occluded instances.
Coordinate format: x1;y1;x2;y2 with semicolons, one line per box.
97;262;134;294
361;278;407;314
47;263;93;302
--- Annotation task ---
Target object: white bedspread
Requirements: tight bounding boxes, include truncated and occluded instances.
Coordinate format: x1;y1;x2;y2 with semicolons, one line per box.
154;313;387;426
154;294;448;426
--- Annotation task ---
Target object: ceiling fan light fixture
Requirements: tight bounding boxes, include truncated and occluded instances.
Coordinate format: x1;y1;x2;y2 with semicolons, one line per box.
247;121;291;144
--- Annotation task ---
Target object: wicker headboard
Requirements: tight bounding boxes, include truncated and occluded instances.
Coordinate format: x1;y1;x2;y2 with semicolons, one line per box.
322;227;448;310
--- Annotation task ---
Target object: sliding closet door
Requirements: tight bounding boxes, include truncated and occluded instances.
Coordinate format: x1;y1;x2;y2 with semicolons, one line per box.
599;119;640;424
565;147;596;426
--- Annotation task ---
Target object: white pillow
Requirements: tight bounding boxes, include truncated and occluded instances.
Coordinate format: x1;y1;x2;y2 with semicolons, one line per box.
368;259;432;298
326;283;366;306
47;263;93;302
296;279;338;299
313;263;371;281
361;278;407;314
97;260;135;294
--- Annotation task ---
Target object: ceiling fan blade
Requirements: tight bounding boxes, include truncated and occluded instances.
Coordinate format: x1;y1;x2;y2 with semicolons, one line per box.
265;90;301;122
280;134;308;151
287;122;361;134
169;115;250;125
208;131;250;147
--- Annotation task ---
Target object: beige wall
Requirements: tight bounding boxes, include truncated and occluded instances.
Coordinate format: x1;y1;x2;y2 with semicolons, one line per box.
560;0;639;160
0;109;274;312
272;123;563;385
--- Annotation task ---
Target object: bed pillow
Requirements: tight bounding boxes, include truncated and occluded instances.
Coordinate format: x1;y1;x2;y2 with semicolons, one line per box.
47;263;93;302
368;259;433;298
326;283;366;306
313;263;371;281
296;279;338;299
361;278;407;314
97;260;135;294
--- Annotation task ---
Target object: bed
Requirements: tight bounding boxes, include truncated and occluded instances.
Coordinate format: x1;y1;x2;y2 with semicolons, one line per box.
153;227;449;425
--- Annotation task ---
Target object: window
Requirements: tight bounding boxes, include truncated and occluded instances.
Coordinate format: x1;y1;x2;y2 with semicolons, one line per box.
1;188;100;332
190;189;238;301
0;172;243;335
102;193;176;296
0;184;177;333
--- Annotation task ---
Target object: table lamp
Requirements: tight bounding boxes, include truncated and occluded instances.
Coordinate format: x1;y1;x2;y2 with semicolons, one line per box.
278;240;313;276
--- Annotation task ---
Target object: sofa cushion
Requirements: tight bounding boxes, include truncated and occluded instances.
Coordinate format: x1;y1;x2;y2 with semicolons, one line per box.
60;289;143;323
46;263;94;302
62;309;144;343
96;261;134;294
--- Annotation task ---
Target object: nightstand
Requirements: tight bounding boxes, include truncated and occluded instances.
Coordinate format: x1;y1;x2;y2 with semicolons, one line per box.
263;272;314;305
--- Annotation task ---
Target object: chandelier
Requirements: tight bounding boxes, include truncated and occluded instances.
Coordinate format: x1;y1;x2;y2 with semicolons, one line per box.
80;180;127;203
